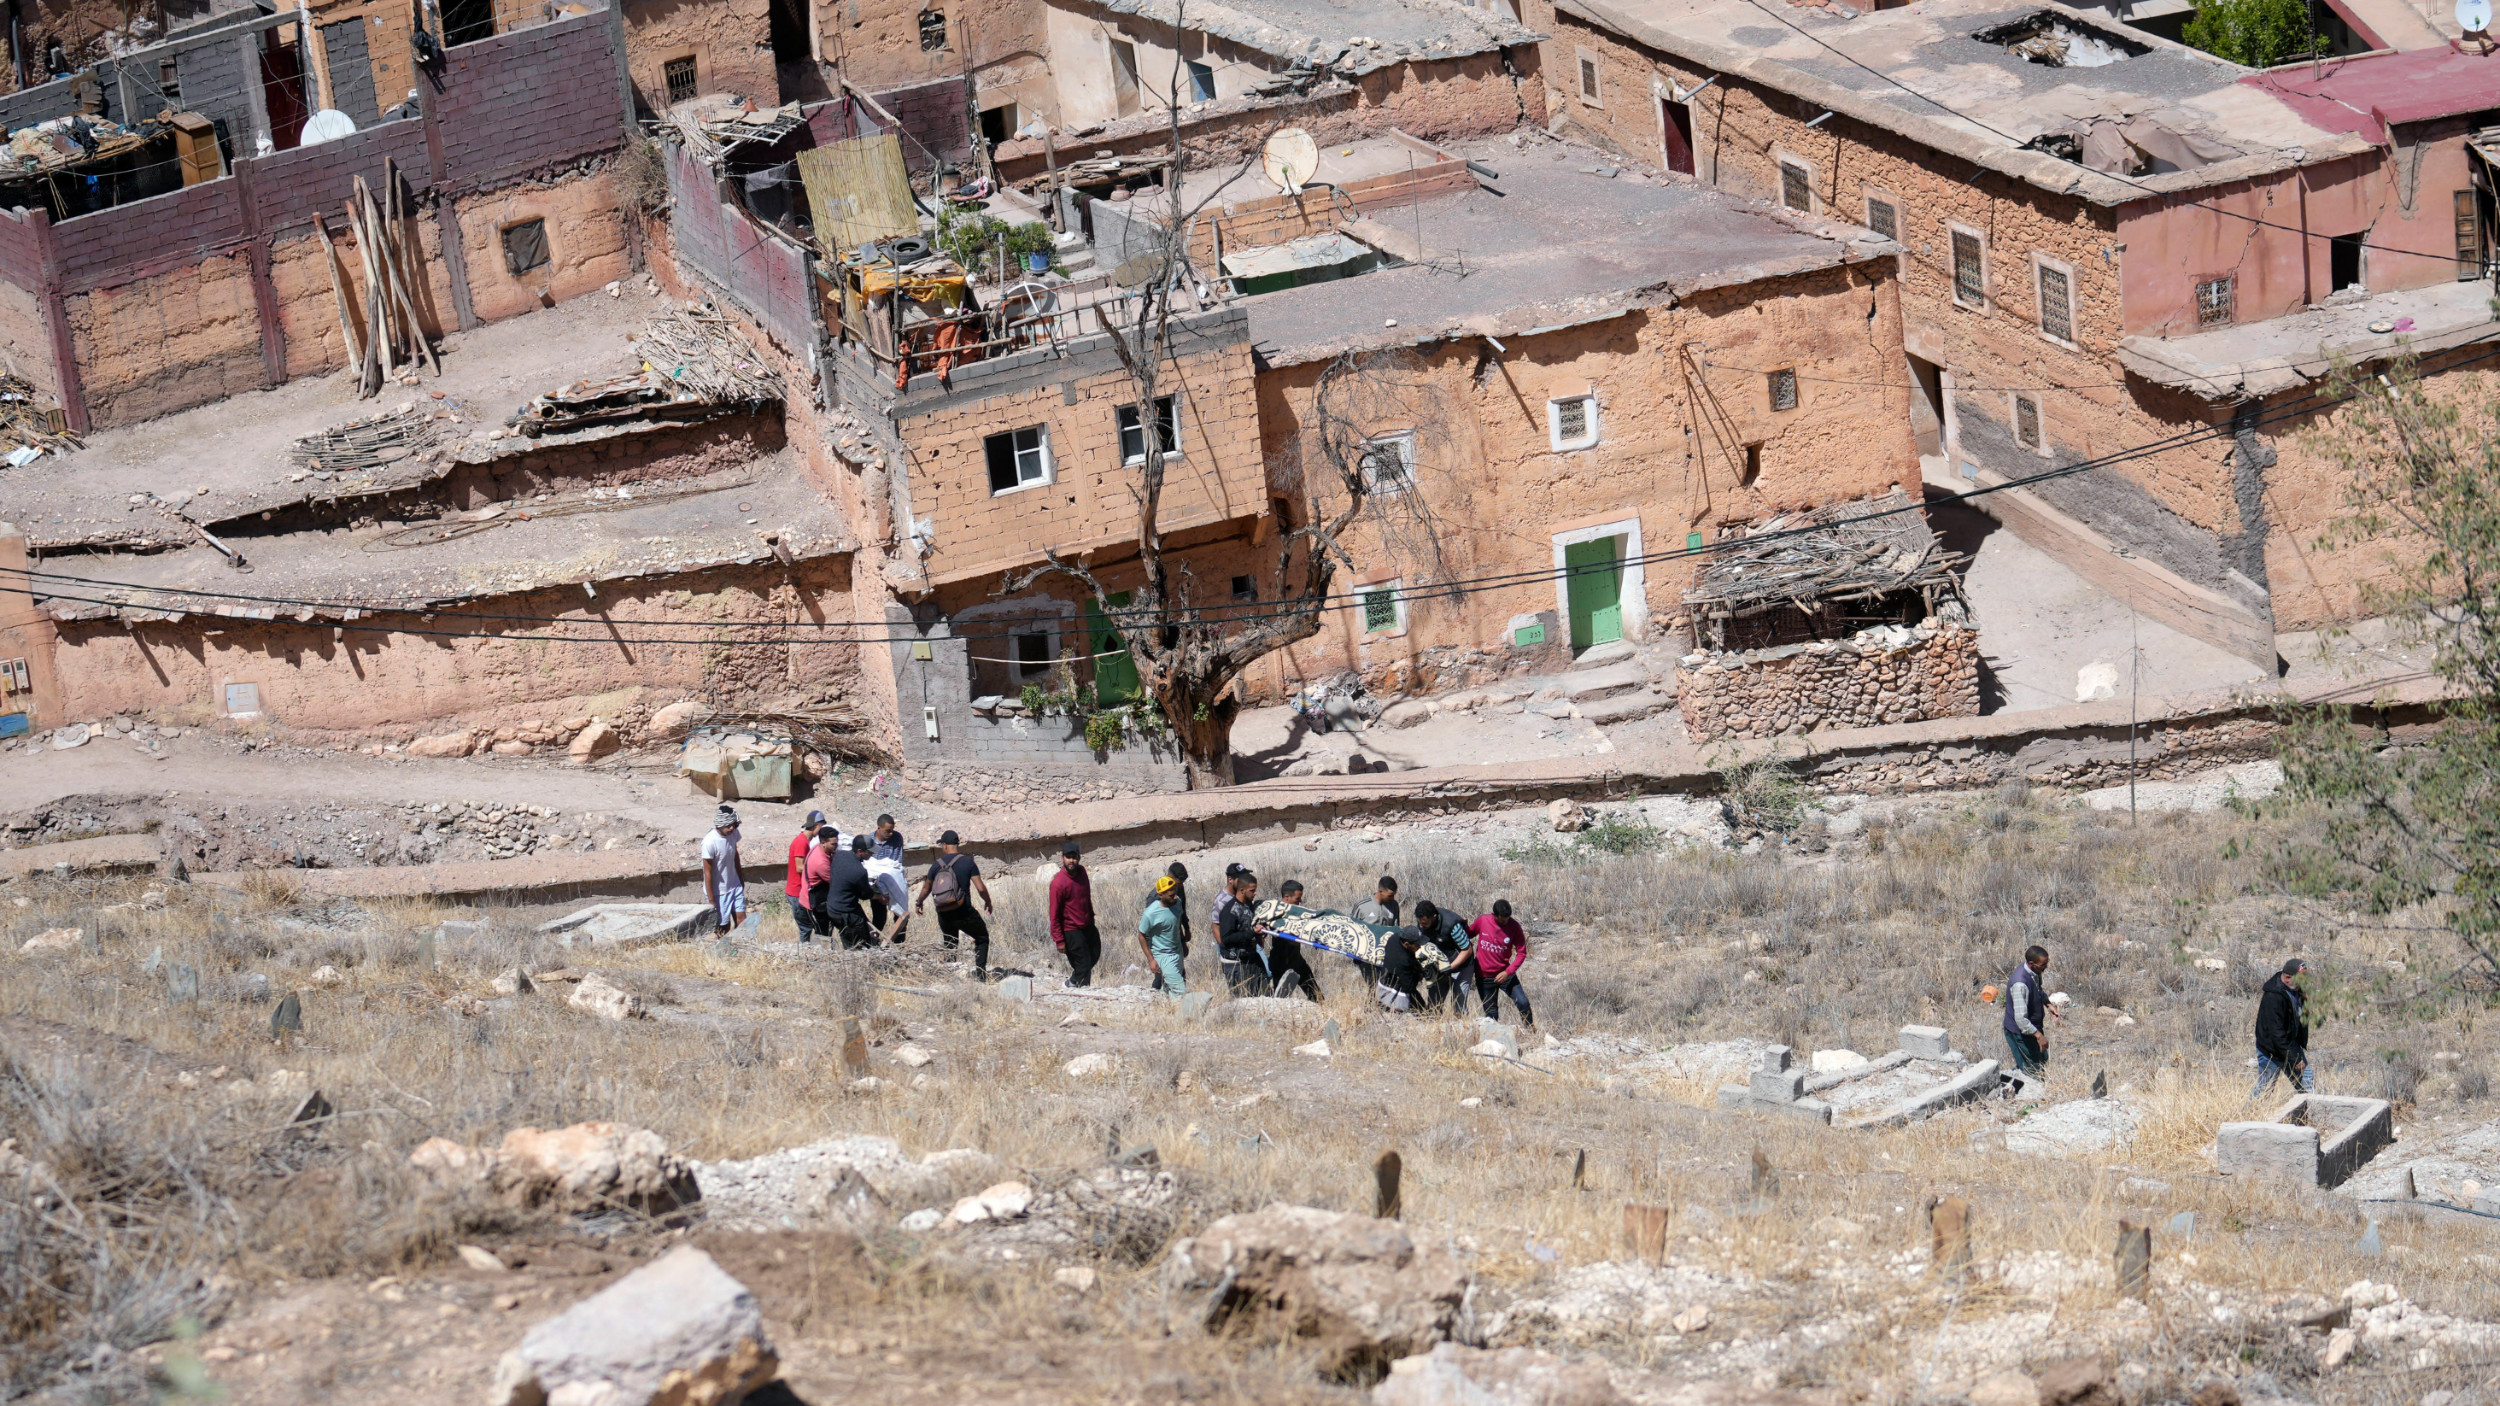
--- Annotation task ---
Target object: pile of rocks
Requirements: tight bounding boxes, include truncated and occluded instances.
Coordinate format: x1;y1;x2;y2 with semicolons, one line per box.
1678;621;1979;741
407;715;623;760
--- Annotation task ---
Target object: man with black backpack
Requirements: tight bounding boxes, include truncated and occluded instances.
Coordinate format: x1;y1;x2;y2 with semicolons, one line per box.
913;830;996;977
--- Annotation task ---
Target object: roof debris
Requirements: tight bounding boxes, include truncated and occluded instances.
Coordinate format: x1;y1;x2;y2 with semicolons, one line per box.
1683;490;1968;623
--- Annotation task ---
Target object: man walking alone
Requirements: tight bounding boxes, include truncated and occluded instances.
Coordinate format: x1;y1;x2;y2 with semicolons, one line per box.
1048;842;1100;987
2002;944;2059;1082
2253;957;2315;1096
913;830;995;977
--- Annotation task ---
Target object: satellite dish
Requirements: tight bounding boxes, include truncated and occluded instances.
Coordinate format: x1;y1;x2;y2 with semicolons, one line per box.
299;108;357;146
996;280;1059;319
2462;0;2491;33
1262;127;1319;195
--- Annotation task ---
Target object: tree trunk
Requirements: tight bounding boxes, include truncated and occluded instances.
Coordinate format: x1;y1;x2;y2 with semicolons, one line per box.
1162;679;1241;788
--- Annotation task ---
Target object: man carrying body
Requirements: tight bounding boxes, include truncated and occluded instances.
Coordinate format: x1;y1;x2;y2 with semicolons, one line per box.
784;810;827;941
866;813;912;940
2002;944;2060;1082
1377;926;1426;1012
701;806;748;936
913;830;996;977
816;829;879;950
1268;879;1322;1002
1353;876;1400;928
1216;869;1270;996
1048;841;1100;987
1411;899;1470;1010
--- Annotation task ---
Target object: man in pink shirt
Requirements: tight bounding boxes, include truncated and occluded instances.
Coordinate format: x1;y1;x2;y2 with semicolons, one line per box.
1467;898;1534;1030
785;809;826;941
1047;841;1100;987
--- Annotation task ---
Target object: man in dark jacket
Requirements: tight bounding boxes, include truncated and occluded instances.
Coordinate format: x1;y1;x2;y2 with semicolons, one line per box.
1377;926;1426;1012
2002;944;2058;1081
2253;958;2314;1097
1216;869;1271;995
818;832;879;950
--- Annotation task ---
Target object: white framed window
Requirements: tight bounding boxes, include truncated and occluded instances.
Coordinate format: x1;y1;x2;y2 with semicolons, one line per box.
2034;255;2077;346
1548;394;1599;451
1118;395;1179;464
1358;579;1406;636
1778;157;1812;213
2196;275;2234;328
1863;191;1898;240
2011;392;2048;455
1950;225;1987;310
1358;432;1414;492
983;424;1052;494
1577;50;1602;106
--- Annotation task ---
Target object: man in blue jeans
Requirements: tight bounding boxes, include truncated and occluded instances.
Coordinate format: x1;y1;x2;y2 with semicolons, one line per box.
2002;944;2059;1081
2253;957;2315;1097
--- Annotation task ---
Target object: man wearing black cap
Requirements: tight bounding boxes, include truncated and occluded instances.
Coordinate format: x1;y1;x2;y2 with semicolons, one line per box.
2254;957;2315;1097
1048;841;1098;986
914;830;995;976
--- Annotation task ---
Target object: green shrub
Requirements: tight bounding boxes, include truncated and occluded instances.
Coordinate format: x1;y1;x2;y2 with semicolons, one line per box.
2181;0;2313;67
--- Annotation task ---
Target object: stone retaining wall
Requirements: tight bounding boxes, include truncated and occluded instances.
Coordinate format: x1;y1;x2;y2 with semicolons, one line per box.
1679;623;1980;741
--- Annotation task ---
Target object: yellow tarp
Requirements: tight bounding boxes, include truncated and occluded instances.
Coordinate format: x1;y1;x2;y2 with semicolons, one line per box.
797;135;918;257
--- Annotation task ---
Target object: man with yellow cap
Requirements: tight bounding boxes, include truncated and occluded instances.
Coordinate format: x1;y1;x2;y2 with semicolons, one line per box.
1137;873;1188;996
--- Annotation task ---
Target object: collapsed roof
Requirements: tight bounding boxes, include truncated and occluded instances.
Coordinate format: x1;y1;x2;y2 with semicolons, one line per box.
1683;489;1968;622
1087;0;1543;75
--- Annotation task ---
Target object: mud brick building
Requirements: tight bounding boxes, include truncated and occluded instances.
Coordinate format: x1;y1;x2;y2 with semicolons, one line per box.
1526;0;2499;664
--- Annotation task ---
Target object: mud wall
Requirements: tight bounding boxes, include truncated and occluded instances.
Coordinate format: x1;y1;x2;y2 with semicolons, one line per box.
1678;622;1980;741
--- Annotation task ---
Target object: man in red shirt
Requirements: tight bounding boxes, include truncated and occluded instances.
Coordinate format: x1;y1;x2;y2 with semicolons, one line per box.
1468;898;1534;1029
785;809;827;941
1048;841;1100;986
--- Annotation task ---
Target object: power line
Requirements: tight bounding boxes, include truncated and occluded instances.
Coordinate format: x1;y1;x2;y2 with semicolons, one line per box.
1698;357;2134;393
1727;0;2478;271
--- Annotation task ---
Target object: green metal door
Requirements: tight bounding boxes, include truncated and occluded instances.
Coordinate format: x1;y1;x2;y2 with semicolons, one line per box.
1087;592;1141;705
1564;536;1624;652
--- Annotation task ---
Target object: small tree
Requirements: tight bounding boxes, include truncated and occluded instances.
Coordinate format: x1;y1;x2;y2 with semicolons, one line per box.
2181;0;2315;68
2261;350;2500;991
999;19;1446;787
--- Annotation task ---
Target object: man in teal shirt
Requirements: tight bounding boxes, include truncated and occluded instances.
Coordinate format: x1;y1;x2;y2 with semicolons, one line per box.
1138;874;1187;996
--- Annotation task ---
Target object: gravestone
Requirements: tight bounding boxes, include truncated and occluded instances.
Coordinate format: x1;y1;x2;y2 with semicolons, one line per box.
2167;1211;2194;1237
1178;992;1212;1019
1375;1150;1402;1219
1571;1149;1587;1190
1624;1203;1671;1263
840;1016;871;1077
416;933;438;970
1748;1046;1802;1104
1930;1195;1972;1278
2091;1070;2108;1100
2356;1220;2382;1256
142;945;161;974
996;975;1032;1002
2113;1220;2150;1299
236;972;270;1003
713;934;736;960
167;963;198;1004
1322;1018;1341;1046
270;992;302;1039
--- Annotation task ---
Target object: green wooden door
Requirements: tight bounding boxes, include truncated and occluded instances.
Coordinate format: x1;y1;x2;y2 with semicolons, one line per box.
1564;536;1624;652
1087;592;1141;705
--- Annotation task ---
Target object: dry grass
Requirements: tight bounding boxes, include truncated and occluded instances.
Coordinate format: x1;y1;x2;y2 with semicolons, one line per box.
2;791;2496;1401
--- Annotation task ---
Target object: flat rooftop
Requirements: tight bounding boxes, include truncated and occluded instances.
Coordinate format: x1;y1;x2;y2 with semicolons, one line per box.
2114;280;2500;400
0;286;678;552
1244;136;1897;365
1553;0;2378;204
1093;0;1542;73
38;459;851;624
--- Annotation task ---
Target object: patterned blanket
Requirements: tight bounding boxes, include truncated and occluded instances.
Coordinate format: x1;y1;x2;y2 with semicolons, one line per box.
1252;900;1391;967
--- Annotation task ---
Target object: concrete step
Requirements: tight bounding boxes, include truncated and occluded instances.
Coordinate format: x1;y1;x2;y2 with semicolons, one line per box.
1563;660;1648;702
1579;691;1674;727
1570;640;1635;670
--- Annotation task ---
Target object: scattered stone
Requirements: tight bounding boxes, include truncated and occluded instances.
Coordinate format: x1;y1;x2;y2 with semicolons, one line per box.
2035;1355;2122;1406
1671;1304;1712;1334
949;1180;1034;1223
488;1245;775;1406
1930;1195;1971;1277
2113;1221;2151;1299
1971;1371;2041;1406
1898;1025;1952;1059
1295;1038;1334;1059
270;992;302;1038
493;1123;701;1218
840;1016;871;1077
1379;700;1432;729
1548;798;1590;833
2323;1327;2359;1368
492;967;534;997
996;975;1033;1001
1810;1049;1868;1075
309;964;347;989
1053;1265;1097;1294
1064;1053;1114;1078
20;927;80;952
1374;1343;1626;1406
893;1044;934;1068
899;1209;943;1232
647;700;706;739
1622;1204;1669;1263
1179;991;1214;1019
407;731;477;759
569;973;646;1021
1164;1203;1469;1384
458;1244;510;1273
1809;1214;1868;1245
568;720;620;761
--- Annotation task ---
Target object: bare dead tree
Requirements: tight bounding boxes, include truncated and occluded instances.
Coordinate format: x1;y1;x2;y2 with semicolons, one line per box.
997;21;1449;786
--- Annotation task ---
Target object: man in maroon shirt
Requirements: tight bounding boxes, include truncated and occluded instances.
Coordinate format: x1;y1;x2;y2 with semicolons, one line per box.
1048;840;1100;987
785;809;826;941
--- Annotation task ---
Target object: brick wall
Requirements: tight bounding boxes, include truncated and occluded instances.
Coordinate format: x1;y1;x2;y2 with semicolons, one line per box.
663;140;821;360
438;11;628;189
871;76;969;175
321;18;383;126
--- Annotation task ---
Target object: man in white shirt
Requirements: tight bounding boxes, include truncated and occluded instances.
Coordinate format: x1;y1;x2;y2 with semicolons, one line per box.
701;805;748;935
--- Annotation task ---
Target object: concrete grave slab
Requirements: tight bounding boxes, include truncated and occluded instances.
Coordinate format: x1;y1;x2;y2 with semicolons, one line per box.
535;903;714;948
2220;1094;2395;1189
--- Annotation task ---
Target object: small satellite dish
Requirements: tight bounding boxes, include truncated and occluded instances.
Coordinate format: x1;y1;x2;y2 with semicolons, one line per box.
1262;127;1319;195
299;108;357;146
2461;0;2491;33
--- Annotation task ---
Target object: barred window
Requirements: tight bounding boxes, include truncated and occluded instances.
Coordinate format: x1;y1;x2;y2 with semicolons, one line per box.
1780;160;1811;212
663;56;697;104
1952;229;1985;308
2014;394;2042;450
1767;368;1798;411
2196;276;2234;328
1361;583;1403;634
2037;262;2074;343
1865;196;1897;240
1579;55;1599;101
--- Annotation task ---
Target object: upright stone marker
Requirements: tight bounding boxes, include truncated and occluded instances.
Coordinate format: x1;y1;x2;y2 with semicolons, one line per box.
840;1016;871;1077
1374;1150;1402;1219
1930;1195;1972;1278
270;992;302;1041
167;963;198;1004
996;975;1032;1002
1623;1204;1671;1263
2113;1220;2151;1299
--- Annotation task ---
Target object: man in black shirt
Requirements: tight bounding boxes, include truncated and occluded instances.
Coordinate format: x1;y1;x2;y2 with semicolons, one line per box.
1410;900;1470;1010
1268;879;1322;1002
820;833;879;950
1217;869;1271;995
1377;926;1425;1012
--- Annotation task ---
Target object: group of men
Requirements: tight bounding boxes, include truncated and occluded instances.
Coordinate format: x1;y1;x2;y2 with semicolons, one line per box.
697;806;1003;974
1999;944;2319;1097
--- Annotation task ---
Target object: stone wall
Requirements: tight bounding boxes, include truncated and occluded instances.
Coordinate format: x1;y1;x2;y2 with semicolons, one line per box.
1678;622;1979;741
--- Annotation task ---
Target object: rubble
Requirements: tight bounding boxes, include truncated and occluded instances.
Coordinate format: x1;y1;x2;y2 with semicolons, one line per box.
409;1121;700;1218
569;974;648;1021
696;1135;1000;1229
1165;1204;1469;1383
1374;1343;1625;1406
489;1245;776;1406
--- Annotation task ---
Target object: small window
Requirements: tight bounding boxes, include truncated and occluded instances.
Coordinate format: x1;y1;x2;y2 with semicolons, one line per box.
1549;395;1598;451
2196;276;2233;328
1118;396;1179;463
2456;190;2484;282
501;218;549;276
662;55;698;104
1358;433;1414;492
1360;582;1404;635
2036;261;2074;344
1741;443;1762;486
2013;394;2043;451
158;58;180;101
1187;60;1216;102
1230;574;1258;602
1951;228;1986;309
1014;631;1051;678
1779;160;1811;212
984;425;1051;493
1865;196;1897;240
918;8;947;49
1578;53;1600;103
1767;368;1798;412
